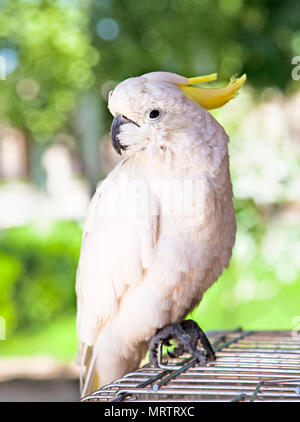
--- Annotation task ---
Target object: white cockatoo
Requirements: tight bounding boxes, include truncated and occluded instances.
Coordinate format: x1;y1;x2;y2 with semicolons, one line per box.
76;71;246;397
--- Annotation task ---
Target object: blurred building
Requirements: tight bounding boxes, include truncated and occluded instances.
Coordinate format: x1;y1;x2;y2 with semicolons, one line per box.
0;127;28;179
0;127;91;228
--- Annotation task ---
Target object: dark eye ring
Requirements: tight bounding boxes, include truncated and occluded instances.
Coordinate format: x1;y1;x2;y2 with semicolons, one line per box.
147;109;161;121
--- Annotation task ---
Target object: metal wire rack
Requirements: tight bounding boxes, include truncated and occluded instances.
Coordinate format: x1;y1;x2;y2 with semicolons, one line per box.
81;330;300;402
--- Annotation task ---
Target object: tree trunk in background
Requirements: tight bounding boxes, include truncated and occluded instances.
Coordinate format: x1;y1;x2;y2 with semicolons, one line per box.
29;141;47;191
74;91;104;196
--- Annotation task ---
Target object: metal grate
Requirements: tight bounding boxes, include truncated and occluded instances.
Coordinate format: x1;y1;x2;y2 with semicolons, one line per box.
81;330;300;402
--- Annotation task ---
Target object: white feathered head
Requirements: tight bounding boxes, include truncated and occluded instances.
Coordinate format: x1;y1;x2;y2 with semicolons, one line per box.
108;71;246;164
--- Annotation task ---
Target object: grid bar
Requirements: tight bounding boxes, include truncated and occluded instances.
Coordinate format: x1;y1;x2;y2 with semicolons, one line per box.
81;330;300;402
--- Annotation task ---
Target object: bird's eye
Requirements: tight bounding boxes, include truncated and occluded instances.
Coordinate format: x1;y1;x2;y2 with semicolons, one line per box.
147;109;161;121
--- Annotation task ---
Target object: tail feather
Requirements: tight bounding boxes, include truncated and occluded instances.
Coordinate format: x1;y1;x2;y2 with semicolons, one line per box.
76;342;98;398
76;336;149;398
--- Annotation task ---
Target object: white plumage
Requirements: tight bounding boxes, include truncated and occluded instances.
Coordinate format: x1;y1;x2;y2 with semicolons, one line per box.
76;71;241;396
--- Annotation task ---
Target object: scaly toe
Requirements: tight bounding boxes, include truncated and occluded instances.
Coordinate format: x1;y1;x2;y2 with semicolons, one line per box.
193;349;208;365
167;344;185;359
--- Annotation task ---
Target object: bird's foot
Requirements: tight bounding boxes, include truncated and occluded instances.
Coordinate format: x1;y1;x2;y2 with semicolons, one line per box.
149;319;215;367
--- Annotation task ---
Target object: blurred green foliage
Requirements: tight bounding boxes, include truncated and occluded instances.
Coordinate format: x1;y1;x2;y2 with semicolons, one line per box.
192;198;300;331
0;221;81;337
90;0;300;91
1;199;299;360
0;0;99;142
0;315;77;360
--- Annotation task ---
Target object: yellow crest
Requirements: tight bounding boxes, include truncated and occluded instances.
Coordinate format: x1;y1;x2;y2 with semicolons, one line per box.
178;73;246;110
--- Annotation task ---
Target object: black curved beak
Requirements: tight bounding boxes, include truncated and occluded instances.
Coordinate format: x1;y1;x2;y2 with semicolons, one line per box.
110;113;139;155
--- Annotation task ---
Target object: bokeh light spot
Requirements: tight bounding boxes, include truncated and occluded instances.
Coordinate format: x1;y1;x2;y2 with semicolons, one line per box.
242;7;265;32
141;30;163;52
96;18;119;41
17;78;40;100
219;0;243;16
291;31;300;54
